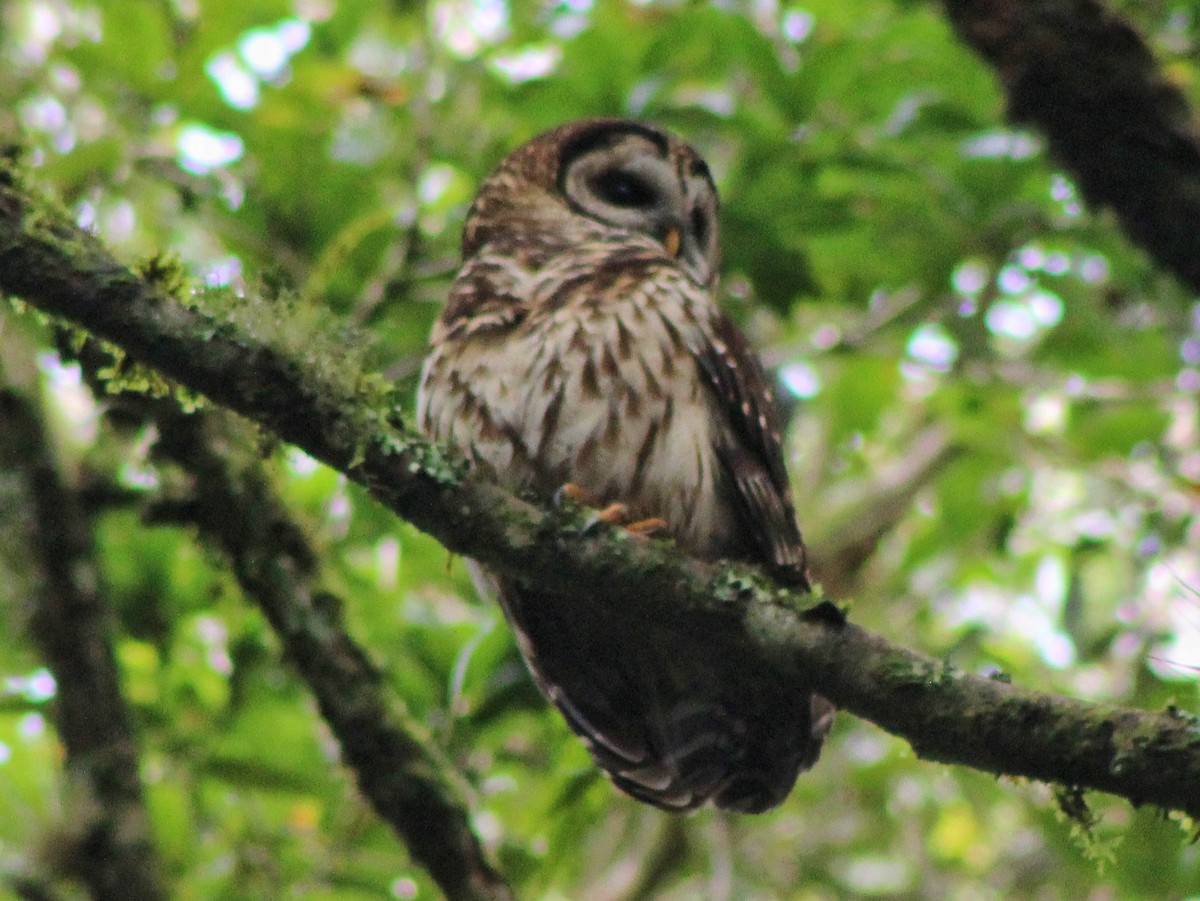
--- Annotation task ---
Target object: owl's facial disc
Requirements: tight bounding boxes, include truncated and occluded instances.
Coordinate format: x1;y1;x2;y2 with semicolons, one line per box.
559;125;718;285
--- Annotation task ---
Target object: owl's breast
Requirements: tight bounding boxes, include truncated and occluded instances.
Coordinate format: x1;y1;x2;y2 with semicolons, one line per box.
418;269;737;559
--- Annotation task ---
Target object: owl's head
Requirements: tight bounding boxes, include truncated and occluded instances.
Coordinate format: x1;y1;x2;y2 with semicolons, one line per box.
462;118;720;287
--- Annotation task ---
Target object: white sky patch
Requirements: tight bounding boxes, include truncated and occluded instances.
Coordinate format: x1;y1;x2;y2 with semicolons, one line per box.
177;123;245;175
961;130;1041;160
287;447;321;476
1078;254;1110;284
102;198;136;243
1037;631;1077;668
350;35;410;79
418;163;458;205
375;537;401;591
1050;173;1074;201
6;668;56;702
1152;605;1200;680
1050;173;1082;217
490;45;561;83
27;669;57;701
433;0;510;59
1017;243;1045;271
240;30;289;78
951;260;987;295
1044;251;1070;275
1027;290;1063;327
782;8;814;42
238;19;311;79
997;264;1032;295
1024;391;1067;435
206;51;259;110
810;323;841;350
1035;554;1067;610
985;299;1037;341
195;615;233;676
550;0;592;38
204;256;242;287
39;354;99;445
13;1;63;65
906;323;958;371
18;713;45;741
677;86;736;117
835;855;912;895
19;94;66;132
119;462;160;490
1009;595;1076;668
780;360;821;398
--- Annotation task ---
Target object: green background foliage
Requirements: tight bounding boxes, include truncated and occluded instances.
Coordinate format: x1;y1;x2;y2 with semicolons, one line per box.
2;0;1200;897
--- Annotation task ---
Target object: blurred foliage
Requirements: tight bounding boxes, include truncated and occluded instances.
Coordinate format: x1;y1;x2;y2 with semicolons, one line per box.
2;0;1200;898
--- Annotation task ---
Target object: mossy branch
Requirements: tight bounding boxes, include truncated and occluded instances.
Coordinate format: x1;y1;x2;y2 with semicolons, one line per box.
2;160;1199;820
144;404;514;901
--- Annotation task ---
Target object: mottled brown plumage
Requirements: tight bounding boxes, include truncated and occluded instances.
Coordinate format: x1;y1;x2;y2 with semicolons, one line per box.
417;118;832;812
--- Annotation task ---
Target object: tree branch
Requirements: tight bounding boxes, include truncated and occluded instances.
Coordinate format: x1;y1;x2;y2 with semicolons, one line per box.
144;402;513;901
2;155;1198;819
0;383;165;901
943;0;1200;293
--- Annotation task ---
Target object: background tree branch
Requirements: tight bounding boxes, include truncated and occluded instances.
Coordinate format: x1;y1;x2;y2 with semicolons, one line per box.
143;401;513;901
2;159;1199;823
0;375;165;901
944;0;1200;293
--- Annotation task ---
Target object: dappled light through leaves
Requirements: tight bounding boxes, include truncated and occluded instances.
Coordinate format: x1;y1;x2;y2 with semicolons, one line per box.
1;0;1199;898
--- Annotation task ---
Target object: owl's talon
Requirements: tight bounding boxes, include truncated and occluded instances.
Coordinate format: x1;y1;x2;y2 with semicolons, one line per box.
596;502;630;524
581;503;629;535
558;482;667;535
624;516;668;536
556;482;601;508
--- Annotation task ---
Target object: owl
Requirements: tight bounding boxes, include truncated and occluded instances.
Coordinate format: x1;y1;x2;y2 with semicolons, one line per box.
417;118;833;813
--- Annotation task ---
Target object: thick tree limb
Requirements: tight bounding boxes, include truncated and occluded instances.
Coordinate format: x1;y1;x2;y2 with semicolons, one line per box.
144;403;513;901
0;384;165;901
943;0;1200;293
2;159;1199;819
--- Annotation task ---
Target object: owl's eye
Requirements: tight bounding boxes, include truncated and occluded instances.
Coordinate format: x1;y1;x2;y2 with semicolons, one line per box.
592;169;658;208
691;207;709;244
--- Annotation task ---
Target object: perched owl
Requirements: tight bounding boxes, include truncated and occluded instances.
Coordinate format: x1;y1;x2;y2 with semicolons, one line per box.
417;118;833;812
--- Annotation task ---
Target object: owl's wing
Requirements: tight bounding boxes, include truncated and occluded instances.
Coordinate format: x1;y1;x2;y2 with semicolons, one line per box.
691;312;809;587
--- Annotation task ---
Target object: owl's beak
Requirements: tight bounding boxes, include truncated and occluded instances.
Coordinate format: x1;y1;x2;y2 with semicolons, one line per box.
663;227;682;258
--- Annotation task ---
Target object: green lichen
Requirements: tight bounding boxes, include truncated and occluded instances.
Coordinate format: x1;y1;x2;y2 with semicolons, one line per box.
710;568;762;605
1167;810;1200;844
1052;785;1120;872
365;412;466;486
1165;704;1200;736
878;655;947;690
134;251;191;304
55;326;204;413
191;281;372;406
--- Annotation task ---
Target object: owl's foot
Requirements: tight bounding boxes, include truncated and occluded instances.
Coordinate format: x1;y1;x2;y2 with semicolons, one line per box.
623;516;669;535
556;482;603;508
556;483;668;536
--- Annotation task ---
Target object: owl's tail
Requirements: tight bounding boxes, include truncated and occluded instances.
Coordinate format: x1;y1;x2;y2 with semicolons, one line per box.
497;580;833;813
